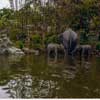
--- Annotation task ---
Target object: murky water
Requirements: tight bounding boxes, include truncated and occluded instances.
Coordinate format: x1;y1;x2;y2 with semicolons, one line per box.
0;54;100;98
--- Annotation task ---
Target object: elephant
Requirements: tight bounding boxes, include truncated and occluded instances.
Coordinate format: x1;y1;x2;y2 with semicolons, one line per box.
47;43;66;61
58;28;78;57
75;45;92;60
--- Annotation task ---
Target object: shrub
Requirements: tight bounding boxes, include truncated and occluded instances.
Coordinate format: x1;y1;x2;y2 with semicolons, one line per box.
32;34;42;44
16;41;24;49
45;35;59;45
31;34;42;49
80;31;89;45
96;42;100;51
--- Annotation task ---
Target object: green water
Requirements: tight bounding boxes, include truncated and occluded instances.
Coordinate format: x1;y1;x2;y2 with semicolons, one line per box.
0;54;100;98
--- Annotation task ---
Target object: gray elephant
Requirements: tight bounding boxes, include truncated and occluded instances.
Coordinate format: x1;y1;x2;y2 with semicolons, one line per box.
58;28;78;56
47;43;65;61
75;45;92;60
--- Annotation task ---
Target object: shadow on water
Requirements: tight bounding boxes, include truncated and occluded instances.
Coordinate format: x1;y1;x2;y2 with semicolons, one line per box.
0;54;100;98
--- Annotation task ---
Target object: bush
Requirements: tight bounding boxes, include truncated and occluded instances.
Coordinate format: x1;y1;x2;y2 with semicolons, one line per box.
31;34;42;49
45;35;59;45
96;42;100;51
80;31;89;45
32;34;42;44
33;44;42;50
15;41;24;49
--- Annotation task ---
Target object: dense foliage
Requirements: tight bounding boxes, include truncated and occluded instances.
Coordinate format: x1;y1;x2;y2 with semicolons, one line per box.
0;0;100;49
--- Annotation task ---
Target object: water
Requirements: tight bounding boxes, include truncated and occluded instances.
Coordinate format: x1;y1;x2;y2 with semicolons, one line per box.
0;54;100;98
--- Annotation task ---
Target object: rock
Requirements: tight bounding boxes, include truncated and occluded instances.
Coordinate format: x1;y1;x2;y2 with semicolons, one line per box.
34;50;39;55
0;34;7;38
0;34;24;55
7;47;24;55
22;48;39;55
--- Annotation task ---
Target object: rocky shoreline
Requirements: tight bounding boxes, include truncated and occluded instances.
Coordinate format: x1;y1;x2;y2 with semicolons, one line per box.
0;34;24;55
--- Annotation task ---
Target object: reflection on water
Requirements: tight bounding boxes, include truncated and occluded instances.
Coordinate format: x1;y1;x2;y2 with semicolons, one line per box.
3;74;58;98
0;55;100;98
7;75;33;98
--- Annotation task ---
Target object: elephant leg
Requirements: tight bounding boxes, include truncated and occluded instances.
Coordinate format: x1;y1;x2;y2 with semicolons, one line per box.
83;48;89;61
69;40;77;56
88;49;90;59
47;48;50;61
54;47;58;62
63;39;68;54
81;47;84;60
80;47;82;60
48;48;50;57
87;48;91;59
64;49;67;60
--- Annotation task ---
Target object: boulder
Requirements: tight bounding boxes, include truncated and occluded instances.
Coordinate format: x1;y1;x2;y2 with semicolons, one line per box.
7;47;24;55
22;48;39;55
0;34;24;55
